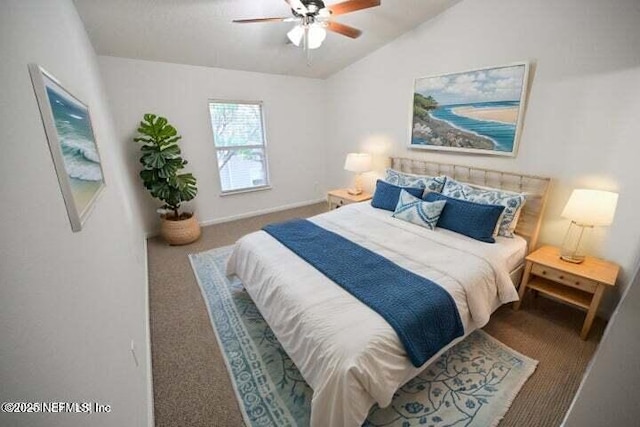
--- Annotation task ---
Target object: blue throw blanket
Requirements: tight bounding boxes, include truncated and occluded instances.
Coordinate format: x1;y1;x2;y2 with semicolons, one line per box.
262;219;464;367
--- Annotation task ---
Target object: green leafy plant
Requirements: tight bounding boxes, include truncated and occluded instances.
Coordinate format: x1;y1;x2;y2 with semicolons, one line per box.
134;114;197;220
413;93;439;119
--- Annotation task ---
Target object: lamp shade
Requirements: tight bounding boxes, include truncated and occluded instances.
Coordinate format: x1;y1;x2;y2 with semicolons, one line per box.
287;25;304;46
287;24;326;49
306;24;326;50
561;189;619;226
344;153;372;173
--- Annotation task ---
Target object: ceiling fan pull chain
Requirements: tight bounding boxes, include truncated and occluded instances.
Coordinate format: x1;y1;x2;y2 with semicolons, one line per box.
304;25;311;65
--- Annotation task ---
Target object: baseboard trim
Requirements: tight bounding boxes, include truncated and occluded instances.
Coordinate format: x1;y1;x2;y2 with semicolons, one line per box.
198;198;326;227
144;198;326;238
143;238;155;427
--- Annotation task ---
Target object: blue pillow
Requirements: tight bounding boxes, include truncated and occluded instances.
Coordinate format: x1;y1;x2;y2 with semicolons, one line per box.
424;192;505;243
371;180;424;211
442;177;526;238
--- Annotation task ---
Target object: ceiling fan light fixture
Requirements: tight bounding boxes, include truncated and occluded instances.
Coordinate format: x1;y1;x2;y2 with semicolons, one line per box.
287;24;305;46
287;23;326;49
307;24;327;49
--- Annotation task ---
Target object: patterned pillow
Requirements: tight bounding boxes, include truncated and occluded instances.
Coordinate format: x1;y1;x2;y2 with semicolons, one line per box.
392;190;446;231
385;169;446;195
441;178;526;238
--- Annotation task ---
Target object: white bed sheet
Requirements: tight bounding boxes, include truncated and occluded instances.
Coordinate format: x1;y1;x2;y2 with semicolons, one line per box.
494;232;528;272
226;202;521;427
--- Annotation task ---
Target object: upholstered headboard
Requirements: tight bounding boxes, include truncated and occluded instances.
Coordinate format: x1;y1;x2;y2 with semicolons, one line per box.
390;157;552;252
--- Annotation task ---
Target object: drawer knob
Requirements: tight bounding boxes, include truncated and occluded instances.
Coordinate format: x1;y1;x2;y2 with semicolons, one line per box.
541;270;546;275
575;281;580;286
559;275;564;279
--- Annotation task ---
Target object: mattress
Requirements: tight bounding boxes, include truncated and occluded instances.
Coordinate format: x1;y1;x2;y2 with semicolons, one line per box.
226;202;521;427
360;202;528;272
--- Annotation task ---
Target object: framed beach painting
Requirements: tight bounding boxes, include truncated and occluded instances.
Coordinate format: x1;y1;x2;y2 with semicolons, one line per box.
29;64;105;232
410;62;530;157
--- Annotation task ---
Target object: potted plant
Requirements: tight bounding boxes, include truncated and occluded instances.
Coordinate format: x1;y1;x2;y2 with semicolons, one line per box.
134;114;200;245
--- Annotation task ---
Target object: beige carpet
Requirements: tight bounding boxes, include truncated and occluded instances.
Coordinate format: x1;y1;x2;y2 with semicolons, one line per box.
147;202;605;427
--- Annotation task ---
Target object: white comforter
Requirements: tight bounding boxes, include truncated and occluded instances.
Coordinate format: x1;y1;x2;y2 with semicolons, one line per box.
226;203;520;427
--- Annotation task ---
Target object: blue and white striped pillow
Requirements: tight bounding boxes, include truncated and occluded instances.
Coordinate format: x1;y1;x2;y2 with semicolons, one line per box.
392;190;446;230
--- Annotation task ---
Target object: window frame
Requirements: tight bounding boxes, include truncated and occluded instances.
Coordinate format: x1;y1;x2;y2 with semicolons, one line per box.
208;99;272;196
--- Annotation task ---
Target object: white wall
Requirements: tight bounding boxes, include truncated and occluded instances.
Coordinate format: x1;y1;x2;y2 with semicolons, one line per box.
98;56;327;234
0;1;151;426
563;257;640;426
324;0;640;313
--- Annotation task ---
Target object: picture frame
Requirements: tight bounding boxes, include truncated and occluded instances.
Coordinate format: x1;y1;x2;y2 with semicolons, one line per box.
409;62;530;157
28;64;106;232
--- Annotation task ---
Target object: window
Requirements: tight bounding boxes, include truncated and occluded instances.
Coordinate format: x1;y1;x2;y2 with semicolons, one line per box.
209;100;270;194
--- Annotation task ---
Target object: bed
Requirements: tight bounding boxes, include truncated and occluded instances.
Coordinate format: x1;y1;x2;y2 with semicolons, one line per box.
226;158;551;427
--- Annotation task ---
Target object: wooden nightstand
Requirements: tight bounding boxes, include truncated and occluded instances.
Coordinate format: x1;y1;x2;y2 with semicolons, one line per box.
327;189;372;210
513;245;619;339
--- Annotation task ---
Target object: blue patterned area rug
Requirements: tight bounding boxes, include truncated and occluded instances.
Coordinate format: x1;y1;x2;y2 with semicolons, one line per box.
189;246;537;427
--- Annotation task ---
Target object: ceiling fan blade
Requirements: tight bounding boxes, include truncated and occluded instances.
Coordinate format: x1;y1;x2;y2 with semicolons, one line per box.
329;0;381;16
327;21;362;38
233;17;291;23
285;0;309;15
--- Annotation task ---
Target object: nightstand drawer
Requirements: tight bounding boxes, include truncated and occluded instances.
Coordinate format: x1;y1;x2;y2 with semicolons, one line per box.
327;189;372;210
531;264;598;293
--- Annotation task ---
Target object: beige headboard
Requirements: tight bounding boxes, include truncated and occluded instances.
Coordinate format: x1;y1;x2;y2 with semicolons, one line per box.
391;157;552;252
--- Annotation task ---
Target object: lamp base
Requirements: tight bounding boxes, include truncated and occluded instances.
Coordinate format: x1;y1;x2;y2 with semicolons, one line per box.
348;173;364;196
560;254;585;264
560;221;592;264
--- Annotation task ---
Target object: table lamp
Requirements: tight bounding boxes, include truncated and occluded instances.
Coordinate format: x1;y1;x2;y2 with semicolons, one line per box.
344;153;372;195
560;189;618;263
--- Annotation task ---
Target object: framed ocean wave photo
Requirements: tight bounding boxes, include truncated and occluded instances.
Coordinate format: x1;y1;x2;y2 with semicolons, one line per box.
29;64;105;232
409;62;530;157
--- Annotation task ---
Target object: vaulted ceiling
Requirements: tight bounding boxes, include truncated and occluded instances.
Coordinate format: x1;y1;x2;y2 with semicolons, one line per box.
74;0;460;79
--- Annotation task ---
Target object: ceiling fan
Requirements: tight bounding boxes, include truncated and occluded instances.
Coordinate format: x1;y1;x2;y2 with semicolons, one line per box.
233;0;381;51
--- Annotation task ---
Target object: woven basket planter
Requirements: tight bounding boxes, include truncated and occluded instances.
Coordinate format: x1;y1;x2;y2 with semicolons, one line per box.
160;213;201;245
